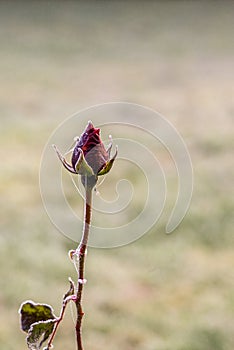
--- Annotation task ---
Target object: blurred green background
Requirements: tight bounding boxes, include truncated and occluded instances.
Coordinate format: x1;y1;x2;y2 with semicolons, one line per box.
0;1;234;349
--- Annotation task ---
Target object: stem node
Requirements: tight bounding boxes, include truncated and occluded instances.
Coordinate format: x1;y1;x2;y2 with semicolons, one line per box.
75;187;93;350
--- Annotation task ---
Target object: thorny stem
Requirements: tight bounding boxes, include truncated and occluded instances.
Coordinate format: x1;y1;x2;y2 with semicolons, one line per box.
75;184;93;350
46;183;93;350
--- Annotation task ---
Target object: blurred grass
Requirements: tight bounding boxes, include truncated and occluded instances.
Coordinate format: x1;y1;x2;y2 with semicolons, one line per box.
0;1;234;350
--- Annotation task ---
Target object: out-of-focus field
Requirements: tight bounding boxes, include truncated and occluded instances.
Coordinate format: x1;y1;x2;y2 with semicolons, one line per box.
0;1;234;349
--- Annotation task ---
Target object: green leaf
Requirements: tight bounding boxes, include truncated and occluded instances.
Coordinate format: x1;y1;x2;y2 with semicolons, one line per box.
27;319;56;350
19;301;56;332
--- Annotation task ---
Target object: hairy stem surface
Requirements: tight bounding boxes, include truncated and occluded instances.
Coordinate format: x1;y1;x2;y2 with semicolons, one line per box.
75;186;92;350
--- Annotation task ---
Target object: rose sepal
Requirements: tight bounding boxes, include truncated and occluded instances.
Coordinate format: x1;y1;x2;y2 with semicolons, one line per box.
53;144;94;176
97;146;118;176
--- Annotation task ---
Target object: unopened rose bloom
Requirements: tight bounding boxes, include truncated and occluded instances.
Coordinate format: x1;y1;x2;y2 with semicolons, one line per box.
53;121;117;189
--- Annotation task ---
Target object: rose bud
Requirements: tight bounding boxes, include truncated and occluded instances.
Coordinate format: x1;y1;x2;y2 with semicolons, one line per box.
53;121;117;189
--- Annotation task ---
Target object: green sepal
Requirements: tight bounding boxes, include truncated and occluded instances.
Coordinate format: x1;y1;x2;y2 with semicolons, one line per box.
75;149;94;176
98;146;118;176
52;144;77;174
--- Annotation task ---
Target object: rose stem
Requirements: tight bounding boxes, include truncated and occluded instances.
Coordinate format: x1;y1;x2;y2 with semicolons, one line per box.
75;184;93;350
47;295;74;349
